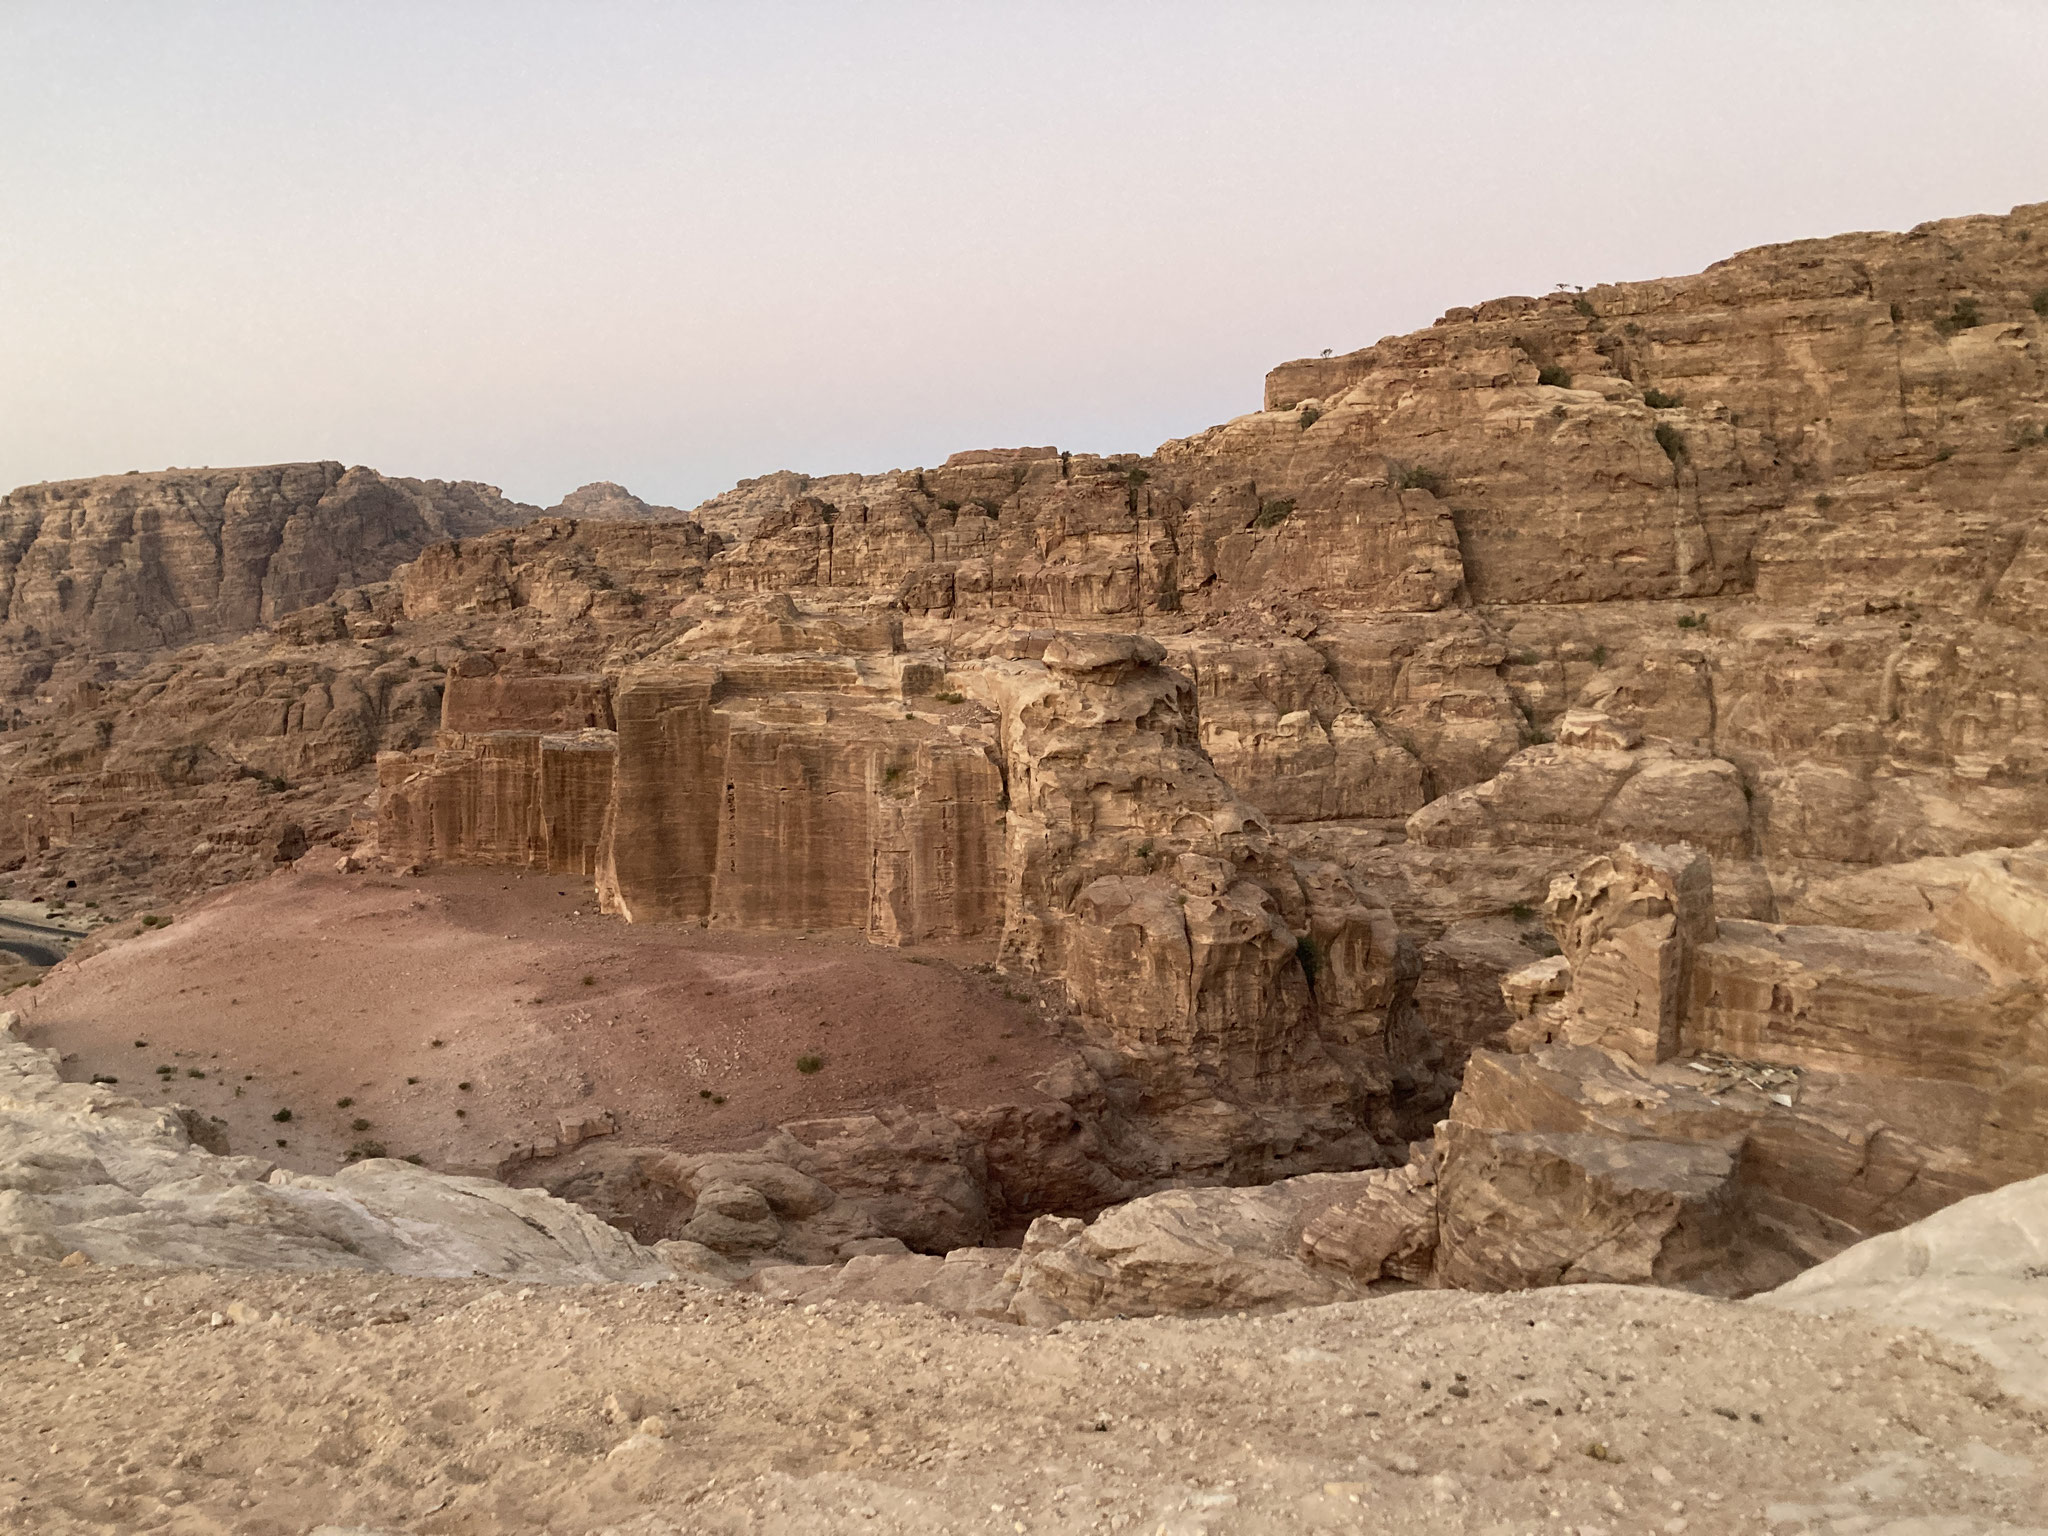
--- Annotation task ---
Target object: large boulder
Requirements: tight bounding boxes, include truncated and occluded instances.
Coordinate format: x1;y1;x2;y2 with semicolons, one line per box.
0;1013;667;1283
1758;1171;2048;1407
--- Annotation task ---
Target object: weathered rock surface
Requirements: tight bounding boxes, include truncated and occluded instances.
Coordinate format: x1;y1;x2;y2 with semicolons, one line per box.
0;463;524;653
1005;1172;1383;1322
6;200;2048;1298
0;1012;667;1282
1760;1170;2048;1407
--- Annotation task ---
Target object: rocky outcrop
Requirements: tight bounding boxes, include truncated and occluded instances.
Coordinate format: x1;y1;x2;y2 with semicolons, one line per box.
1414;840;2047;1292
1005;1172;1382;1322
543;481;695;524
0;464;525;653
9;200;2048;1297
1759;1170;2048;1407
0;1012;667;1282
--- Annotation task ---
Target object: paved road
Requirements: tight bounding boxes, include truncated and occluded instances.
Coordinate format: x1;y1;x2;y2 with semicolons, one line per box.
0;914;75;968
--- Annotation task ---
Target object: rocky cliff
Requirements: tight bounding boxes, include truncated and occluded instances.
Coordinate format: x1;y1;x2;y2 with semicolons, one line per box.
0;462;529;655
6;200;2047;1296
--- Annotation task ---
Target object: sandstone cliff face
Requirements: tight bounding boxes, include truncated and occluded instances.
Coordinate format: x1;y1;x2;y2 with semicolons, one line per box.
0;463;526;653
9;202;2048;1295
377;600;1007;946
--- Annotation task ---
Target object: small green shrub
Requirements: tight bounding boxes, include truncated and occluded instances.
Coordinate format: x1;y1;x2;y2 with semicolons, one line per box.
1135;838;1155;860
454;1108;466;1119
1591;644;1609;666
1676;612;1708;630
1572;295;1597;318
1641;387;1683;410
2033;288;2048;318
405;1076;419;1085
272;1108;293;1123
1253;498;1295;529
1512;650;1538;666
1298;406;1322;429
429;1038;445;1048
1509;903;1535;922
1537;365;1572;388
457;1081;473;1092
1815;493;1834;510
1890;301;1904;324
336;1096;353;1108
1934;446;1954;462
699;1088;714;1100
1934;298;1981;337
710;1094;726;1105
133;1040;147;1049
934;690;965;705
581;974;595;986
185;1068;204;1079
345;1140;386;1162
1395;464;1447;495
1654;422;1688;464
796;1054;825;1075
351;1117;371;1132
1125;467;1151;490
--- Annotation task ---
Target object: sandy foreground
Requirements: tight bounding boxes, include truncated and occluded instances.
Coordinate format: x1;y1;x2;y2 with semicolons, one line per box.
1;1258;2042;1536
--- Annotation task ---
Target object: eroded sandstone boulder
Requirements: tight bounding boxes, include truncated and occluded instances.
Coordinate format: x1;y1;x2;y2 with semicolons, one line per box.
0;1013;667;1282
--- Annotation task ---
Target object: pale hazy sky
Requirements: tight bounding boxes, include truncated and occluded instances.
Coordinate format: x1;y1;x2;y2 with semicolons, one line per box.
5;3;2046;510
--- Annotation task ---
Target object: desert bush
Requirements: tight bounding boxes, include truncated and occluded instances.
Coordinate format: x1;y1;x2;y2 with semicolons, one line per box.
1641;387;1682;409
1654;422;1688;463
272;1108;293;1123
1395;464;1446;495
1537;365;1572;388
796;1055;825;1075
2033;288;2048;318
1298;406;1322;429
1253;498;1295;529
1934;298;1981;336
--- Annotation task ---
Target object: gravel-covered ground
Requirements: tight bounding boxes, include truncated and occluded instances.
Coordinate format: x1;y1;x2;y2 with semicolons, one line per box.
2;1257;2042;1535
16;864;1060;1177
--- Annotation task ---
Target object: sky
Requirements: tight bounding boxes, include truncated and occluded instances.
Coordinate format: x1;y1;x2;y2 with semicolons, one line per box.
5;2;2047;511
